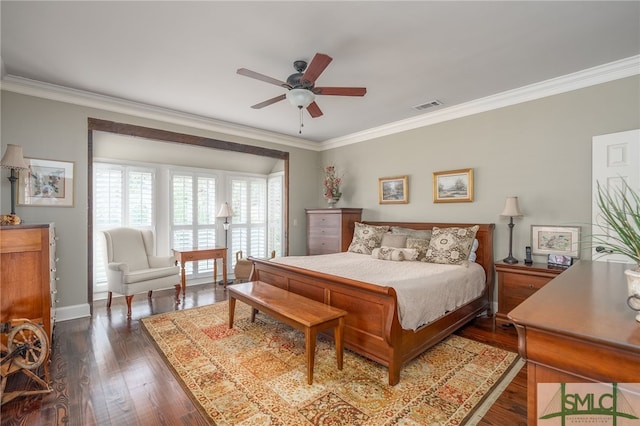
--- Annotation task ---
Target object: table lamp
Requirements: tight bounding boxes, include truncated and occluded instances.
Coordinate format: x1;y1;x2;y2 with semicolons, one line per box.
216;202;234;286
500;196;523;264
1;144;29;220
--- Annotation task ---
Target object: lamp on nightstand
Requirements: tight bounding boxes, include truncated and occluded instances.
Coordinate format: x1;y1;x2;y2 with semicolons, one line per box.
500;196;524;264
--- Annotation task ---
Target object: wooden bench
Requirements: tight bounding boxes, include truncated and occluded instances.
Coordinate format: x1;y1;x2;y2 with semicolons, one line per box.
228;281;347;385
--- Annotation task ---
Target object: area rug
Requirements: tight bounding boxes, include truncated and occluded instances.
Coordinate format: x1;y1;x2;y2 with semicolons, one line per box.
141;302;520;425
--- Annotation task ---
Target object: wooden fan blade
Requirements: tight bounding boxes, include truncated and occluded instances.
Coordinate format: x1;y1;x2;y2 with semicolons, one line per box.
251;94;286;109
314;87;367;96
301;53;332;85
307;102;323;118
237;68;290;88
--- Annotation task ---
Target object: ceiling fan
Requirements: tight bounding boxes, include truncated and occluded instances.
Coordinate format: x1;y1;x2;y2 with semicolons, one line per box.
237;53;366;132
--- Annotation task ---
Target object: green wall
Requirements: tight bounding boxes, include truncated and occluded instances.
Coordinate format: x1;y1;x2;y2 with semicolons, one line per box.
320;76;640;266
2;75;639;317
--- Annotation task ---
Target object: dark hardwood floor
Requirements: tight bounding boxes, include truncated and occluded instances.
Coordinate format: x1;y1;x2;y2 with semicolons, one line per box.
1;284;527;425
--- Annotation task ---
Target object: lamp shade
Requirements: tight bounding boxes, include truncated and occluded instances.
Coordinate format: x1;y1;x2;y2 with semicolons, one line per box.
216;202;234;218
500;196;523;217
0;144;29;170
286;88;315;108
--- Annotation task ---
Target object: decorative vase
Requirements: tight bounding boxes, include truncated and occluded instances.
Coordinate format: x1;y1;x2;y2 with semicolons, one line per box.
326;196;340;208
625;268;640;323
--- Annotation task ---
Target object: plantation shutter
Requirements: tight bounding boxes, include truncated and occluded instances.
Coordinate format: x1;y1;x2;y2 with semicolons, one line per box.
171;173;218;276
230;177;267;267
93;164;155;290
267;173;284;257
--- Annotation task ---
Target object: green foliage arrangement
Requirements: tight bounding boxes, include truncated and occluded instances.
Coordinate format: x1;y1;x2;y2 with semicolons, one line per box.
593;180;640;270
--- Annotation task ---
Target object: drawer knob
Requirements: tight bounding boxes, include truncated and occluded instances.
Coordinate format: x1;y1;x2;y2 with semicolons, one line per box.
528;284;534;289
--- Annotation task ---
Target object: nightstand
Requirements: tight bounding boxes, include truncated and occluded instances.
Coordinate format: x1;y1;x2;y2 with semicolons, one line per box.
495;261;566;326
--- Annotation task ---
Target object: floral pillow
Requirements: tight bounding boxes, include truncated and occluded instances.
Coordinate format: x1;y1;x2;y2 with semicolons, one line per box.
347;222;389;255
372;247;419;261
423;225;479;265
406;238;430;261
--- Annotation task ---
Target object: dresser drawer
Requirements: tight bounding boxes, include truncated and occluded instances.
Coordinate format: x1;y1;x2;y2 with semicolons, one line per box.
308;236;340;255
307;213;341;229
495;262;564;326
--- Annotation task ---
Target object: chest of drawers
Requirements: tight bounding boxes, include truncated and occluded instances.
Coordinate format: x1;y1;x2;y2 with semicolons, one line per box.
305;208;362;255
0;223;57;341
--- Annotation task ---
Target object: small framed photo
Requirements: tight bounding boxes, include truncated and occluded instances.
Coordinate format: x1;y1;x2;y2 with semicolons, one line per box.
547;254;573;268
433;168;473;203
378;175;408;204
18;158;75;207
531;225;581;258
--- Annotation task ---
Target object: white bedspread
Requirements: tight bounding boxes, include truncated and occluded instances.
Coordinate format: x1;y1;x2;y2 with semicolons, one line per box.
270;252;486;331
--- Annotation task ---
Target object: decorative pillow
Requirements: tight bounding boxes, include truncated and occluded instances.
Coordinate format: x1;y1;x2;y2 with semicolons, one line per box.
347;222;389;255
469;239;479;262
406;238;430;261
380;233;407;248
390;226;432;240
423;225;479;265
371;247;418;261
372;247;405;261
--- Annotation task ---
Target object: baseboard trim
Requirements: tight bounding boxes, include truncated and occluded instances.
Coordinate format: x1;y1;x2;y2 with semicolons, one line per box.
55;303;91;322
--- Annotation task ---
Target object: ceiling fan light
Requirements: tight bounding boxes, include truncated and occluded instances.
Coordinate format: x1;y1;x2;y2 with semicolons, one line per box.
287;88;315;108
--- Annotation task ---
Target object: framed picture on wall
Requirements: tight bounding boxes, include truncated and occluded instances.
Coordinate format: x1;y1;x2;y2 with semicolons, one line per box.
18;158;75;207
433;168;473;203
531;225;581;258
378;175;408;204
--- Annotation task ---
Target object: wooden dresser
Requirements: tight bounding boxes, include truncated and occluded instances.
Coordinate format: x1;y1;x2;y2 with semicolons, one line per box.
0;223;57;341
509;261;640;425
495;261;565;326
305;208;362;255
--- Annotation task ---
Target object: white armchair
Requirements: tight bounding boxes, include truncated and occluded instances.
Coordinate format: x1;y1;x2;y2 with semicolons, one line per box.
100;227;180;318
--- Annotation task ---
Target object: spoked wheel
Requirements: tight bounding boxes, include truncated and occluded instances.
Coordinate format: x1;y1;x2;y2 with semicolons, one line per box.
6;322;49;370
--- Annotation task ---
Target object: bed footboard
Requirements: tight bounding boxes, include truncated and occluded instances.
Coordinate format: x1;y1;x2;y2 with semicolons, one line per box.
248;222;494;385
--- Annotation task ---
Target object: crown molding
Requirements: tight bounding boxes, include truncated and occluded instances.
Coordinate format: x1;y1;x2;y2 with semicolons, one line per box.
0;75;323;152
321;55;640;151
2;55;638;153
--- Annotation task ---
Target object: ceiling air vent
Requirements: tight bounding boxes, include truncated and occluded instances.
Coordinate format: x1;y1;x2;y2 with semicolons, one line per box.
413;100;443;111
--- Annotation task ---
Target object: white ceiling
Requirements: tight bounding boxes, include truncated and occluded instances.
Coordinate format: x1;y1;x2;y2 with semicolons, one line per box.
1;1;639;145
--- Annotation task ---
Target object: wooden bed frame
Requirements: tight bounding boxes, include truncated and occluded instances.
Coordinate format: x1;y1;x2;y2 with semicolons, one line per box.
248;222;495;385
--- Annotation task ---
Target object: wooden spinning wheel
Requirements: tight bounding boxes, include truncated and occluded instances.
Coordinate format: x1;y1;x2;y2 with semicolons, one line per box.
1;319;52;405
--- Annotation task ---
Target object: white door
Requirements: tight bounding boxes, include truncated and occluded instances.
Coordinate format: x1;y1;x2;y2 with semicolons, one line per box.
592;129;640;263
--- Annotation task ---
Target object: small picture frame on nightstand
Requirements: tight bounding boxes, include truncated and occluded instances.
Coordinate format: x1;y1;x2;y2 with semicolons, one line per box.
547;254;573;268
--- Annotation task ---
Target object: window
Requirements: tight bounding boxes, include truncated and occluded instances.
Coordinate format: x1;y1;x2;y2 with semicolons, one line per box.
171;172;218;278
93;161;283;297
268;172;284;257
229;177;267;267
93;163;155;292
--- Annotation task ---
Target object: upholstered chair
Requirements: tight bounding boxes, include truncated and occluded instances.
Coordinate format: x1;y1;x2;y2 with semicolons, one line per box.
101;228;180;318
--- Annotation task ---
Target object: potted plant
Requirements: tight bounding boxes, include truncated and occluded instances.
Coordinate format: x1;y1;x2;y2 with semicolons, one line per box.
593;180;640;321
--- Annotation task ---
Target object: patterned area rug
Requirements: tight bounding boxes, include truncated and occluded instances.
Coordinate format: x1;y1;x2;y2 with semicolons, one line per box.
141;301;519;425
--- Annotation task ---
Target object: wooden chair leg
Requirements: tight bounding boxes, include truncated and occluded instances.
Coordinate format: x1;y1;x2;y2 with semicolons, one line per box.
125;295;134;318
106;291;113;308
174;284;181;303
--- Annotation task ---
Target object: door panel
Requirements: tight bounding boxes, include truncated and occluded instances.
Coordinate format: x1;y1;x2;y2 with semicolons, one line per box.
592;129;640;263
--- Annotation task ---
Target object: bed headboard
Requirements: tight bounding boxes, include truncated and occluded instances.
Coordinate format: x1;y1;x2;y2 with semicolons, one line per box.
363;222;495;305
